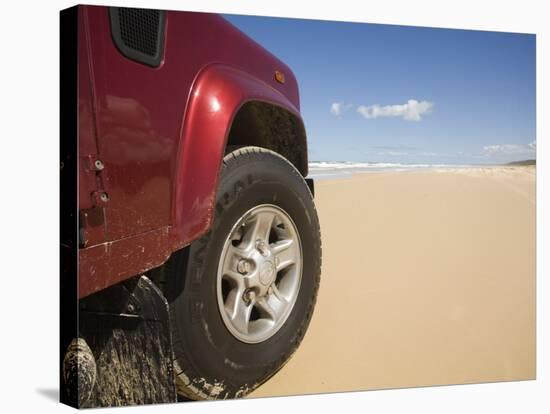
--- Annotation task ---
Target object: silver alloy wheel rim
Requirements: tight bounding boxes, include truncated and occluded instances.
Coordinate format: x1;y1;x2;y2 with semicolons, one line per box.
216;204;303;343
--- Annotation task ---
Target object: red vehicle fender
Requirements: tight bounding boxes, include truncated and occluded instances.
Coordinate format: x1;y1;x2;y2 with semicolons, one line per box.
171;63;302;250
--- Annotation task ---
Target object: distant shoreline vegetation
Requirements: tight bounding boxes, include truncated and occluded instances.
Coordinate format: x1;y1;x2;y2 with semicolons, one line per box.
506;159;536;166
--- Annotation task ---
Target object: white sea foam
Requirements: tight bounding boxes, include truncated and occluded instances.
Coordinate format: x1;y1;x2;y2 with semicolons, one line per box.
308;161;473;179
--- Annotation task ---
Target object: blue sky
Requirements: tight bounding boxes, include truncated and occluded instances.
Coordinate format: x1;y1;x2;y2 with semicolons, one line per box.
224;14;536;165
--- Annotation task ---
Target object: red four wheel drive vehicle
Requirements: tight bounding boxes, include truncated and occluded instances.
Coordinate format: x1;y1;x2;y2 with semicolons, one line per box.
61;5;321;406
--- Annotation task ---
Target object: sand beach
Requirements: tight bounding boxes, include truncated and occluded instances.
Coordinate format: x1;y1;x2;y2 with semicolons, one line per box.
251;166;536;398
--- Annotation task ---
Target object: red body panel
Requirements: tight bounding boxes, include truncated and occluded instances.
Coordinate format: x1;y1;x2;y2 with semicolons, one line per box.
78;6;304;298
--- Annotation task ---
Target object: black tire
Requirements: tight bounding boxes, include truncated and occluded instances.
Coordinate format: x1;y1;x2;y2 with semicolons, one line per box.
164;146;321;400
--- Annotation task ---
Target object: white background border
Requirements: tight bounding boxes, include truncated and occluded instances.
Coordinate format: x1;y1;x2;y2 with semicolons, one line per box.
1;0;545;412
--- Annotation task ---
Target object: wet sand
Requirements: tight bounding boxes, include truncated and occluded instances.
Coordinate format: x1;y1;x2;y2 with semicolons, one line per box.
251;166;536;398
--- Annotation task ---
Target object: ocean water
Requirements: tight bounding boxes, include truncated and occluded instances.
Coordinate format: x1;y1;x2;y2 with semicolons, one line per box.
308;161;472;180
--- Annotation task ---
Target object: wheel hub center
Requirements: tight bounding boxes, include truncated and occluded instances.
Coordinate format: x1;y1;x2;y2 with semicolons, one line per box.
259;261;275;286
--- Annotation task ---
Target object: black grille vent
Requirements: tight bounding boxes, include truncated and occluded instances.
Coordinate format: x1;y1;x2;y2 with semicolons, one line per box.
119;9;160;57
109;7;166;67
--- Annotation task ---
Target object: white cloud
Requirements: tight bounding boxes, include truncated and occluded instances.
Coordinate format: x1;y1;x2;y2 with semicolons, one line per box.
330;102;352;116
483;141;536;156
357;99;434;121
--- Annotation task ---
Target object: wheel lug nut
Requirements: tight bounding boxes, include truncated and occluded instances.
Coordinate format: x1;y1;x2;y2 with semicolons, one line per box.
242;289;256;305
256;240;268;256
237;259;251;274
